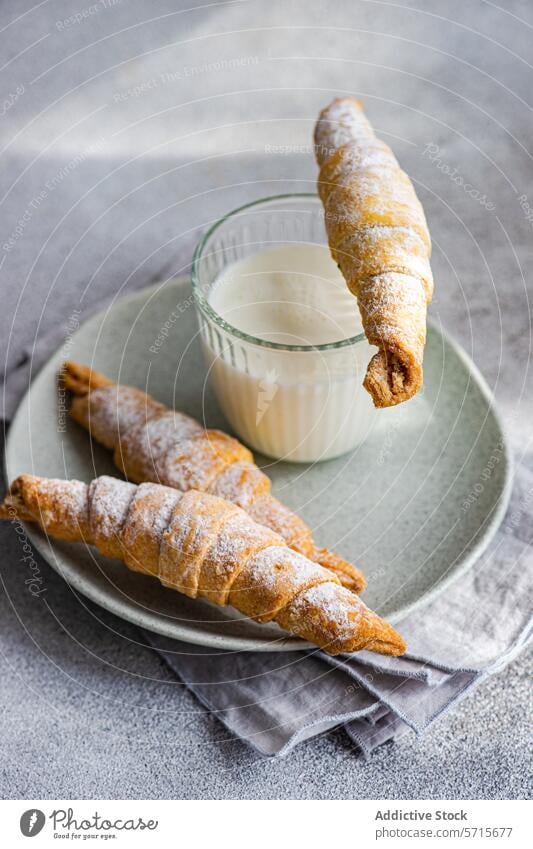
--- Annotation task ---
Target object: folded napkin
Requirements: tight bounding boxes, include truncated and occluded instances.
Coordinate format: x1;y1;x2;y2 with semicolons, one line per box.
2;331;532;757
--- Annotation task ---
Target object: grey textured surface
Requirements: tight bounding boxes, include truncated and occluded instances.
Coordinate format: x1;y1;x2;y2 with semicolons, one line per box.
0;0;532;798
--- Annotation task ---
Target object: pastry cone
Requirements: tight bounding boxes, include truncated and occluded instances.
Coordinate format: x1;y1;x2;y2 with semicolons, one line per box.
314;97;433;407
60;361;365;593
0;474;405;656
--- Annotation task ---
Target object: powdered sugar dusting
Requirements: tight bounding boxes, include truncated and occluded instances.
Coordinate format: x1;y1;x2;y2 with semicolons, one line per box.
205;509;280;572
209;461;268;508
39;478;90;536
158;491;235;594
89;476;136;544
122;411;202;482
314;97;374;165
247;494;313;555
245;545;331;593
160;436;219;492
45;478;88;512
336;225;433;295
135;482;183;543
87;385;164;449
289;581;365;642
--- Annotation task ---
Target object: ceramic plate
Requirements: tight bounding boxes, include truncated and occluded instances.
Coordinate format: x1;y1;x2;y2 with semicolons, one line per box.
5;279;513;651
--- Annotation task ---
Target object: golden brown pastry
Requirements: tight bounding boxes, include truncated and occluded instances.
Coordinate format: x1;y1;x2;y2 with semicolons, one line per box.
61;361;366;593
0;474;406;656
314;97;433;407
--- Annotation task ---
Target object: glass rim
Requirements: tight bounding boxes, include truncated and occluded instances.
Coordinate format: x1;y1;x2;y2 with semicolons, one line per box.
191;193;367;352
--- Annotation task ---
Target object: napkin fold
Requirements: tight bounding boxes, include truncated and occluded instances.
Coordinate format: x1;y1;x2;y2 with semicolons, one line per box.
2;330;532;757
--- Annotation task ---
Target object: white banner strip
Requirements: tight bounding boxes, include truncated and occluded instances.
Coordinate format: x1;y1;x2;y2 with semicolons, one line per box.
1;799;529;847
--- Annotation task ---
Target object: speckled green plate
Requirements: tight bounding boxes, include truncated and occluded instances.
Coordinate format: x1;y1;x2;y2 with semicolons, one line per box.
5;279;512;651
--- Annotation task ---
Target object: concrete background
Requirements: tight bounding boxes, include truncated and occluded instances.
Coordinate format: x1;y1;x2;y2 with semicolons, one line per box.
0;0;531;798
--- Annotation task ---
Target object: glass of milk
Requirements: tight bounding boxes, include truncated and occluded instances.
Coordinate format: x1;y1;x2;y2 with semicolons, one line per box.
192;194;380;463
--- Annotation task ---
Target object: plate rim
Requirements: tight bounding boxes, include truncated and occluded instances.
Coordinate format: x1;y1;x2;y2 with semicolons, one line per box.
4;279;514;652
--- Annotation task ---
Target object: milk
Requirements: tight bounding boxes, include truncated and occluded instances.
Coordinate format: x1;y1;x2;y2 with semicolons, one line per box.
200;244;380;462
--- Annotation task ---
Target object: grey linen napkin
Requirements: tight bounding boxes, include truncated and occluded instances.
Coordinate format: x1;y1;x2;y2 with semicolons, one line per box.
2;336;532;757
